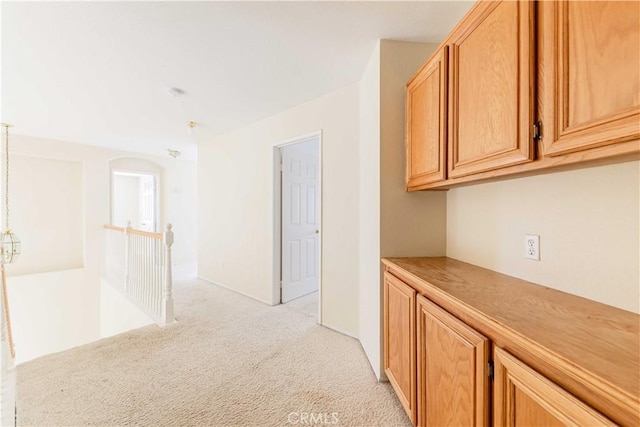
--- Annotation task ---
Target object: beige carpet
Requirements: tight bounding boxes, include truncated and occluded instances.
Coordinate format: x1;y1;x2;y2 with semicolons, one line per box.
16;275;410;427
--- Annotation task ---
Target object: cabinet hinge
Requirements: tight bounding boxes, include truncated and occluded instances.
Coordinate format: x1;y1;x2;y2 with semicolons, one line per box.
533;121;543;141
488;360;494;379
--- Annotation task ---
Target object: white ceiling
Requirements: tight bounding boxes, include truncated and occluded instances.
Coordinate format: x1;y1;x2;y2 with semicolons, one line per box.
2;1;472;160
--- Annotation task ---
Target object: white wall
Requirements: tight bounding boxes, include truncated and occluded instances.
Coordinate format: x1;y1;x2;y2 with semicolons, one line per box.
9;155;84;276
447;161;640;314
379;41;447;258
358;42;382;377
163;160;198;266
4;134;197;363
198;84;360;336
358;40;448;380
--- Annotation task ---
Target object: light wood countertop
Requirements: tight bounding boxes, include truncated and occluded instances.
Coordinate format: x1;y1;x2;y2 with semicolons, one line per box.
382;257;640;426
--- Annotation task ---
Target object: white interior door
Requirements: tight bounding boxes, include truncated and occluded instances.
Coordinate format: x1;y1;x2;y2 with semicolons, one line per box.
281;138;320;303
139;175;156;232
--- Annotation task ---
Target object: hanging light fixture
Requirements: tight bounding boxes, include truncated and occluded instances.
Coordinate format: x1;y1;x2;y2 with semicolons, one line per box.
1;124;20;264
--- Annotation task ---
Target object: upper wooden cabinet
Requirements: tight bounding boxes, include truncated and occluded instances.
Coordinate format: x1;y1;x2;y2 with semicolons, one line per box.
406;46;448;189
405;0;640;190
448;1;535;178
539;1;640;157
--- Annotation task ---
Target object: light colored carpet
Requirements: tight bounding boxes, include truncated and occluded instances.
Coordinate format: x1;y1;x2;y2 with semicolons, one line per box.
16;275;410;427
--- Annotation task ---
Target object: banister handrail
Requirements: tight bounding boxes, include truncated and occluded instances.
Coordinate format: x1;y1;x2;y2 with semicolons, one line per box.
102;224;162;240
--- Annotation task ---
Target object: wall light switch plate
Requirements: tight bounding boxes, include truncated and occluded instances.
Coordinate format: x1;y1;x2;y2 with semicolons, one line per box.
525;235;540;261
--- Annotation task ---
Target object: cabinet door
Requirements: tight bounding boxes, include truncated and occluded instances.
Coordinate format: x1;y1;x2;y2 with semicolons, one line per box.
406;46;448;189
540;1;640;157
493;347;616;426
448;1;535;178
384;273;416;424
416;295;489;427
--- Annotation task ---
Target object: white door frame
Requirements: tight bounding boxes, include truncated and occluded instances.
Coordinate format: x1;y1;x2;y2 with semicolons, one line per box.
110;169;161;232
273;131;322;323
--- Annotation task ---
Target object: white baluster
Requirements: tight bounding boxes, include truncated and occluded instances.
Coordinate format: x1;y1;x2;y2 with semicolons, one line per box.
125;222;131;293
133;233;137;301
162;224;174;325
152;238;156;316
105;230;109;280
155;238;160;316
119;231;124;281
143;236;147;307
146;237;151;310
138;235;142;302
128;233;132;298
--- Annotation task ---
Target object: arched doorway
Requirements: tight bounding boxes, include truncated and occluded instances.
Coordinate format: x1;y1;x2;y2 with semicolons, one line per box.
109;157;163;232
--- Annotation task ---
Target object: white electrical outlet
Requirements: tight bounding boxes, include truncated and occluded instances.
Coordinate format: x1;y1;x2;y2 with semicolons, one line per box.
525;235;540;260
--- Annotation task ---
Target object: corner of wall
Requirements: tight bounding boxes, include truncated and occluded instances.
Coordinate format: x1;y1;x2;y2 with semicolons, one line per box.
357;40;449;381
379;39;446;258
358;40;383;379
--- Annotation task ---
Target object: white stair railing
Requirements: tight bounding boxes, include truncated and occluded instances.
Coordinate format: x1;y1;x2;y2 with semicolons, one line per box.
103;223;174;325
0;269;15;427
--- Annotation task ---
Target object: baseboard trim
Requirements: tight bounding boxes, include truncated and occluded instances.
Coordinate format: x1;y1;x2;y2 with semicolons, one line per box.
197;276;276;306
198;277;357;341
320;321;358;340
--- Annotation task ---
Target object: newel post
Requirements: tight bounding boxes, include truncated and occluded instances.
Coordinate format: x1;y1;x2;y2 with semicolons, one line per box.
162;223;175;325
124;221;131;293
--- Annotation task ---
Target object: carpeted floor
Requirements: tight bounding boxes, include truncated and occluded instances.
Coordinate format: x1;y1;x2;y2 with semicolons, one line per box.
16;274;410;427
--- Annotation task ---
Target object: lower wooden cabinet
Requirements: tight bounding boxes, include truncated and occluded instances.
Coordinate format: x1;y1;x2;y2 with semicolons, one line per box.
493;347;614;426
381;258;637;426
383;273;416;424
384;271;490;427
416;295;489;427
